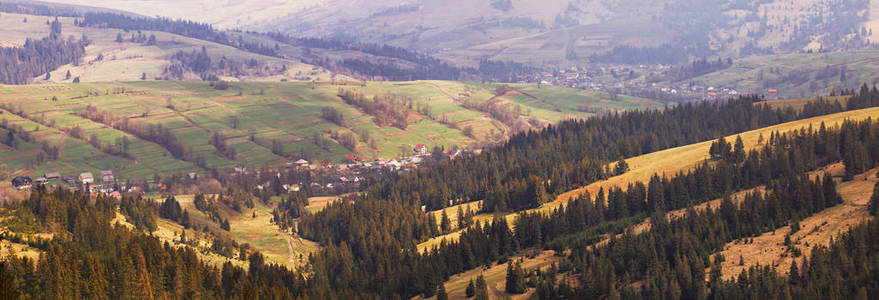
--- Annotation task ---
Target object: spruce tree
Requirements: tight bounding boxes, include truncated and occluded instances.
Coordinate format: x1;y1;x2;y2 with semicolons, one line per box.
733;136;746;163
465;279;475;298
870;182;879;216
505;261;518;293
505;260;527;294
436;284;448;300
614;156;629;175
457;205;466;229
475;275;489;300
441;209;451;233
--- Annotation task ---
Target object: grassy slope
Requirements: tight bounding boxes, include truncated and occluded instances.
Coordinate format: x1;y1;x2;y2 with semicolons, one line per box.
0;81;655;181
422;104;879;299
0;12;340;84
418;105;879;251
690;51;879;99
716;164;878;279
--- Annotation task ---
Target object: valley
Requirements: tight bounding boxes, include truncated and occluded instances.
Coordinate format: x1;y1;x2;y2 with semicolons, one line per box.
0;80;655;181
2;1;879;299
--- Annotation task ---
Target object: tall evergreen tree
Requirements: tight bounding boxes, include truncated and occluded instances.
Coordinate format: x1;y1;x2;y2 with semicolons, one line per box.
436;284;448;300
465;279;475;298
870;182;879;216
475;275;489;300
441;209;451;234
505;260;527;294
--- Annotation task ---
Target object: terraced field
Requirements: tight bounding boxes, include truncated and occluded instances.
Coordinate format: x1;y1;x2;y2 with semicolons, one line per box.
0;80;655;181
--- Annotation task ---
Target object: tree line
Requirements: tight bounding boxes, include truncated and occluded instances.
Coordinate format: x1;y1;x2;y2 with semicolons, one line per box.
378;118;856;297
0;188;312;299
541;173;842;299
359;94;861;216
0;34;85;84
292;94;879;297
338;89;412;129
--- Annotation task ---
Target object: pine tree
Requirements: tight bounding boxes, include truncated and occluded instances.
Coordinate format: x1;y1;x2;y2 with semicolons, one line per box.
505;261;517;293
732;136;746;163
505;260;527;294
870;182;879;216
465;279;475;298
436;284;448;300
181;210;190;229
440;209;451;234
475;275;489;300
789;259;800;284
614;156;629;175
457;205;466;230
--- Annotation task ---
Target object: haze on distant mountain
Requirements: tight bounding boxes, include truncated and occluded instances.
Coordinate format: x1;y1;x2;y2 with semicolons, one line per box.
37;0;325;29
40;0;879;66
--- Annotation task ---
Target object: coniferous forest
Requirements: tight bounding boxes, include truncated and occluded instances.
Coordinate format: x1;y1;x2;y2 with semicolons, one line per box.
0;20;85;84
3;93;879;298
278;87;879;297
4;1;879;299
0;86;876;298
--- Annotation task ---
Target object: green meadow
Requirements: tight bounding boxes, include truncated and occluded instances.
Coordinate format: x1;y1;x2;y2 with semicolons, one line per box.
0;80;658;181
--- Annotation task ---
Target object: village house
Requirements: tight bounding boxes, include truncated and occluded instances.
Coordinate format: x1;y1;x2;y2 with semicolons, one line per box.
62;174;76;184
294;159;309;168
100;170;114;183
11;176;32;190
414;144;428;154
44;172;61;181
79;172;94;184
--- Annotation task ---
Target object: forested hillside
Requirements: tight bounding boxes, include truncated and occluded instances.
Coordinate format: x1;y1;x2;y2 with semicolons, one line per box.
0;188;311;299
281;88;879;297
0;18;85;84
4;2;879;299
3;90;877;299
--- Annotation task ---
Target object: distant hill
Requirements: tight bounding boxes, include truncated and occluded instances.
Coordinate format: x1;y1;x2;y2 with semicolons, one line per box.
36;0;323;29
37;0;879;68
680;50;879;99
265;0;877;66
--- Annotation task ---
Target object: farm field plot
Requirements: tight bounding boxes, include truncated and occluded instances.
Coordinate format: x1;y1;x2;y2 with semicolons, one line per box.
1;80;653;182
690;50;879;99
